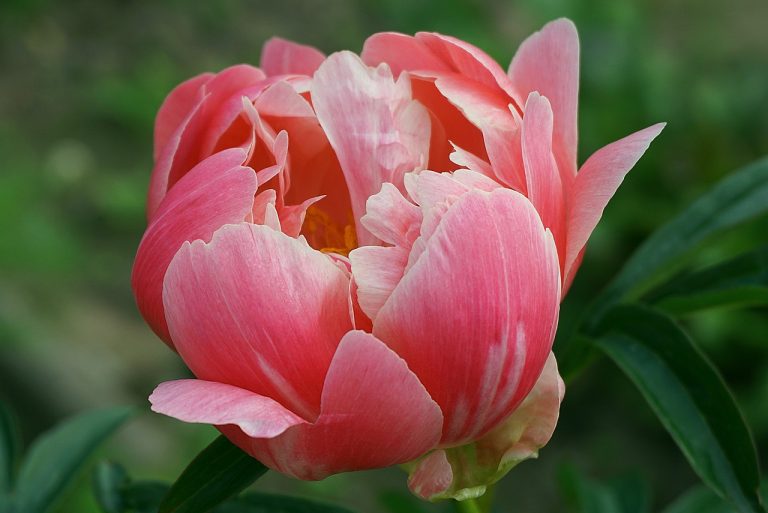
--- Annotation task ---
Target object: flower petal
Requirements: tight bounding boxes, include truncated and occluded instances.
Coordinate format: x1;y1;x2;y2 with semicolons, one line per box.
260;37;326;76
509;18;580;178
241;330;443;479
564;123;665;282
407;352;564;500
311;51;430;245
131;149;256;346
373;189;561;445
149;379;306;438
162;222;352;420
154;73;212;162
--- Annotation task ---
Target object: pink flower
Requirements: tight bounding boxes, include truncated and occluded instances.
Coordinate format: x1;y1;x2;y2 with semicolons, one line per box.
134;19;661;500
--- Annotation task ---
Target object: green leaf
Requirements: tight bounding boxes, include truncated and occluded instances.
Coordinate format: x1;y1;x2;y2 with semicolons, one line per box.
592;156;768;321
0;402;21;493
661;486;736;513
645;245;768;314
158;435;268;513
12;407;133;513
217;493;357;513
92;461;129;513
558;465;650;513
593;305;764;513
123;481;170;513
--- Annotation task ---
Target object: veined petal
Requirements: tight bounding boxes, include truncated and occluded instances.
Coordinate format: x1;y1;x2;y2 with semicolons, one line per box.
311;51;430;245
131;149;256;346
373;189;561;445
509;18;580;178
154;73;212;162
162;222;353;420
564;123;665;282
241;331;444;479
149;379;306;438
408;352;564;500
260;37;326;76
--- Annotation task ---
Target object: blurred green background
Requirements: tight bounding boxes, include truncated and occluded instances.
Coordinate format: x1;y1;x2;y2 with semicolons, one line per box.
1;0;766;511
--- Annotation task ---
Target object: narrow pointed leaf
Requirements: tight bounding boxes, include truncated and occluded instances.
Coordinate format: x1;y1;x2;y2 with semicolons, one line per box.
92;461;129;513
594;305;764;513
0;402;21;493
216;493;357;513
644;245;768;314
13;407;133;513
593;156;768;319
158;435;268;513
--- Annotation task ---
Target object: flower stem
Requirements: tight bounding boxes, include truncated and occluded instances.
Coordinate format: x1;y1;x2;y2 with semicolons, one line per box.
456;498;483;513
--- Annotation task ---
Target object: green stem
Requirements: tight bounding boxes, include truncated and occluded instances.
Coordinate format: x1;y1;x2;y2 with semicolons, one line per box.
456;498;483;513
454;483;497;513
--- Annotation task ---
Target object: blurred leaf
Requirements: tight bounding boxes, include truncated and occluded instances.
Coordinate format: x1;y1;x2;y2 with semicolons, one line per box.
594;305;764;513
217;493;357;513
12;407;133;513
592;156;768;322
558;464;650;513
159;435;268;513
661;485;736;513
0;402;21;493
377;490;432;513
92;461;129;513
645;245;768;314
124;481;170;513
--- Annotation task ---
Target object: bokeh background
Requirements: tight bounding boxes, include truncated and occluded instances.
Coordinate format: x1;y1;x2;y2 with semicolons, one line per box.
1;0;766;511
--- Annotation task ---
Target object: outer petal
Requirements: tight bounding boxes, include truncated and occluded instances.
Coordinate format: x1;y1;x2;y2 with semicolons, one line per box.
408;353;564;500
362;32;452;76
235;331;444;479
163;222;352;420
564;123;665;282
373;189;561;445
153;73;213;162
260;37;326;76
148;65;266;218
131;149;256;346
311;51;430;245
149;379;306;438
509;18;580;178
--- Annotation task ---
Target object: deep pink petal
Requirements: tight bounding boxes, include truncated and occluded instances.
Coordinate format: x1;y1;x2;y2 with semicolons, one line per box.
241;331;443;479
361;32;451;76
260;37;326;76
147;65;266;218
149;379;306;438
564;123;665;281
521;92;566;270
153;73;212;162
509;18;580;178
373;189;561;445
131;149;256;346
162;222;352;420
311;52;430;245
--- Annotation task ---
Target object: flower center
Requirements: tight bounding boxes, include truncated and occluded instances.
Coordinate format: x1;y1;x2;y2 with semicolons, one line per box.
303;205;357;256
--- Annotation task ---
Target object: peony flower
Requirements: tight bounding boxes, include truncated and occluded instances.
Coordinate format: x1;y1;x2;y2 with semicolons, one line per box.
134;19;661;501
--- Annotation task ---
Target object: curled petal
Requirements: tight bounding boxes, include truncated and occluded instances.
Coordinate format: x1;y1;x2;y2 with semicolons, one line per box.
372;188;561;444
232;331;444;479
131;149;256;346
260;37;326;76
564;123;665;282
153;73;212;162
163;222;352;420
407;353;565;500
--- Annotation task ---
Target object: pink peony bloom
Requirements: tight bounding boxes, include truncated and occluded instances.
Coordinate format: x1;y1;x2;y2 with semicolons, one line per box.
134;20;661;500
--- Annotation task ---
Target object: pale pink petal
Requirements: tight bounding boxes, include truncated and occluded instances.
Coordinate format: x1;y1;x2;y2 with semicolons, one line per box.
241;331;443;479
149;379;306;438
407;352;564;500
521;92;566;268
509;18;580;178
147;65;266;218
349;245;409;321
449;144;493;177
154;73;212;162
373;189;561;445
131;149;256;346
311;51;430;245
260;37;326;76
564;123;665;280
162;222;352;420
360;182;421;246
